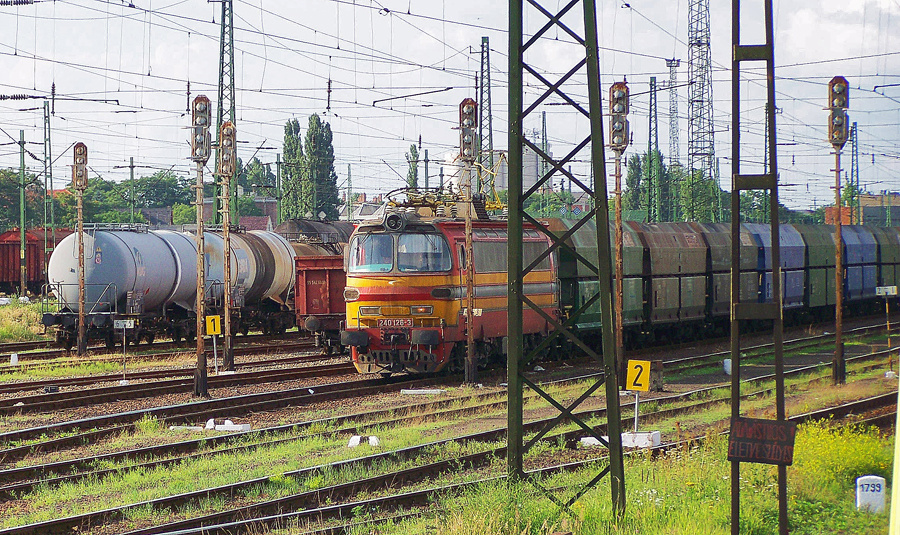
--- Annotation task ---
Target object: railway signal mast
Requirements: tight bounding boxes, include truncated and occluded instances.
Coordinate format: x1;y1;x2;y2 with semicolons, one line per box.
73;143;88;357
459;98;478;384
191;95;212;397
610;81;629;383
828;76;850;385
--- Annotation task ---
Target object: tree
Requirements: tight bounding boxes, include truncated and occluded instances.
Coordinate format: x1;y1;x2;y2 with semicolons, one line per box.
235;196;264;218
0;169;43;231
172;203;195;225
303;114;340;220
405;144;419;189
282;118;305;219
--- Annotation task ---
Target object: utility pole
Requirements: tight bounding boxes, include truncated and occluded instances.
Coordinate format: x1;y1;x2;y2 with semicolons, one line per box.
220;122;237;371
460;98;478;384
347;163;353;222
851;121;860;224
508;0;624;512
275;153;282;225
191;95;212;397
129;157;136;223
213;0;236;225
73;143;88;356
478;36;494;192
665;59;681;169
18;131;26;297
43;101;55;283
647;77;659;223
424;150;429;190
610;81;630;383
828;76;850;385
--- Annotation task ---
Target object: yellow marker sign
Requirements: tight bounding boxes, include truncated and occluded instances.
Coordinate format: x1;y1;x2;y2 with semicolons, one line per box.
626;360;651;392
205;315;222;336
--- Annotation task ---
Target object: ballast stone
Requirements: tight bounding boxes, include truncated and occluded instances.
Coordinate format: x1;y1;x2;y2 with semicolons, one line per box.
401;389;446;395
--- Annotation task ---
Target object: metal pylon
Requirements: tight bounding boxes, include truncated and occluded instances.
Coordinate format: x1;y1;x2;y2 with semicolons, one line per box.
648;77;659;223
851;122;860;223
688;0;715;221
42;100;55;281
730;1;788;533
665;59;681;169
508;0;625;514
213;0;236;225
477;36;493;192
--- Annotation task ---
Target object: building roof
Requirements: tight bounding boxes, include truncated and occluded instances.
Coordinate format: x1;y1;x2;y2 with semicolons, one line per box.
238;215;272;231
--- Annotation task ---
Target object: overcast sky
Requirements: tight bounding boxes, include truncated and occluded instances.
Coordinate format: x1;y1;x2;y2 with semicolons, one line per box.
0;0;897;211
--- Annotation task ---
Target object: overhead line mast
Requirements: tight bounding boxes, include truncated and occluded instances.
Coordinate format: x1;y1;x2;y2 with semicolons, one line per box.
688;0;715;221
213;0;236;226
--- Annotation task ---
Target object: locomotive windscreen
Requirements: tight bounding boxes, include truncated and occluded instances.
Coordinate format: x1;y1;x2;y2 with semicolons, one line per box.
348;232;452;273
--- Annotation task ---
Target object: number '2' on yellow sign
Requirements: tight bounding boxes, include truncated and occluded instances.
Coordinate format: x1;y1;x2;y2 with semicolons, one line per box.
626;360;651;392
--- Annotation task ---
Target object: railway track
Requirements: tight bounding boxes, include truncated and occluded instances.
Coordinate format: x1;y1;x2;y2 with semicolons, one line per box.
1;351;892;535
0;348;330;397
0;332;309;366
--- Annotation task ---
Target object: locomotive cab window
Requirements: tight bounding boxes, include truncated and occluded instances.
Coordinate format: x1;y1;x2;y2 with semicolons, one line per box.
398;233;452;272
348;234;394;273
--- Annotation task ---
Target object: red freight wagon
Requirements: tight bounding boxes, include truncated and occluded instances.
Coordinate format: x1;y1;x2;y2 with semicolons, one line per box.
0;228;72;295
294;255;347;354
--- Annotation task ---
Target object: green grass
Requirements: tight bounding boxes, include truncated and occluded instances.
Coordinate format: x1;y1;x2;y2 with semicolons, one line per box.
0;302;48;342
381;424;892;535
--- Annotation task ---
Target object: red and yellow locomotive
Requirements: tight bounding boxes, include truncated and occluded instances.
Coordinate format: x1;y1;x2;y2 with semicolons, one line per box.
340;210;556;374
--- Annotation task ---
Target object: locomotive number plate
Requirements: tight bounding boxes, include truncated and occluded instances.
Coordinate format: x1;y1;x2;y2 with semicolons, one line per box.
378;318;413;328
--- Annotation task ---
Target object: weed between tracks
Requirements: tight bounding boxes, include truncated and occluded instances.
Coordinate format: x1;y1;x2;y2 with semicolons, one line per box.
0;302;48;343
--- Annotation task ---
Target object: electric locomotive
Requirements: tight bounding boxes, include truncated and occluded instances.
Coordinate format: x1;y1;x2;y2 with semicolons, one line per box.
341;209;557;374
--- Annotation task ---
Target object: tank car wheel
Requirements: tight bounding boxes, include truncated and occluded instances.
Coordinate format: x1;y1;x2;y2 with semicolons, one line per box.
172;329;182;344
379;372;392;379
105;333;116;350
241;325;250;336
145;334;155;346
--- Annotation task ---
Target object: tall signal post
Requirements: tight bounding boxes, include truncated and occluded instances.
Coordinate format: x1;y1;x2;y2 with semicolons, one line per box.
828;76;850;385
610;81;629;382
213;0;236;225
191;95;212;397
73;143;88;357
460;98;478;384
219;122;237;371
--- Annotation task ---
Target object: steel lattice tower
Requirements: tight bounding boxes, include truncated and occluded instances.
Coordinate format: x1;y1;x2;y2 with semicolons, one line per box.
477;36;493;191
851;122;859;223
688;0;715;221
666;59;680;168
647;77;659;222
214;0;236;224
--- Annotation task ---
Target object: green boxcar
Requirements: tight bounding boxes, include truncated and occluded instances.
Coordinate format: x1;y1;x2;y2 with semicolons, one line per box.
871;227;900;288
545;218;645;330
692;223;760;316
792;224;836;309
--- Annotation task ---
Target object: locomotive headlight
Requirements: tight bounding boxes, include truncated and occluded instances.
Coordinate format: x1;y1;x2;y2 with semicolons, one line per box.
343;288;360;301
359;306;381;316
410;305;433;315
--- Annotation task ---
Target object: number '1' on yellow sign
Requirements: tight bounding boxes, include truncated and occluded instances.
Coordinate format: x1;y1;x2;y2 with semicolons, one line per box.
626;359;651;392
205;315;222;336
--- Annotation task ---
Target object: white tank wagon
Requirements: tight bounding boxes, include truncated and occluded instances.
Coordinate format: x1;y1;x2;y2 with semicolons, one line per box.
42;225;298;349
